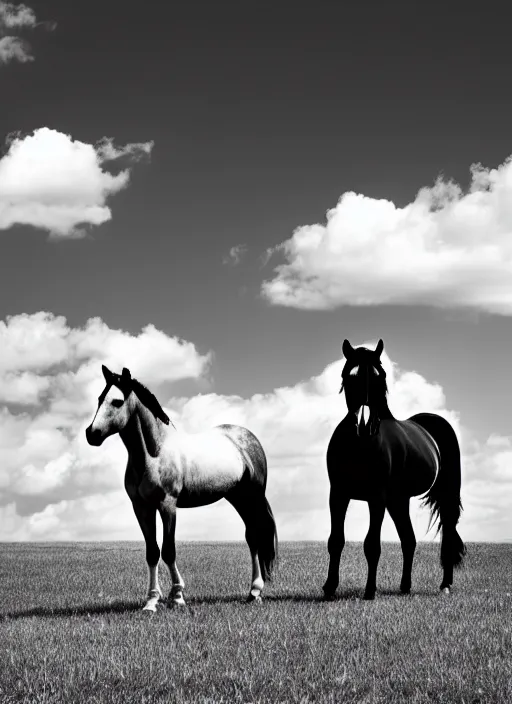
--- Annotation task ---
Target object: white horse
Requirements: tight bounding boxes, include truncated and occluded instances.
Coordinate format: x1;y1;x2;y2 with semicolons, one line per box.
86;365;277;611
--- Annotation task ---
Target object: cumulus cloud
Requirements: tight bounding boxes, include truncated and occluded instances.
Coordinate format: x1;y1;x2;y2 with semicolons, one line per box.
0;128;154;238
0;35;30;63
0;331;509;544
460;434;512;541
0;2;35;28
0;312;211;525
262;156;512;315
0;2;54;65
223;244;247;266
171;352;509;544
169;345;462;543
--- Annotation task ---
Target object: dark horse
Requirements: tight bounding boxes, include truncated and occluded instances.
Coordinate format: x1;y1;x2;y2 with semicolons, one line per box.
86;365;277;611
323;339;465;601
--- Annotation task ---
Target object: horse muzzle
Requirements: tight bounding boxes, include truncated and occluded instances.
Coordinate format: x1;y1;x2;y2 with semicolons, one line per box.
85;425;104;446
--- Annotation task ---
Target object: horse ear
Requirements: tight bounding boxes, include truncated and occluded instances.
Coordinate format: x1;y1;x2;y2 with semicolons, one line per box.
342;339;354;360
375;339;384;358
121;368;132;383
102;365;112;382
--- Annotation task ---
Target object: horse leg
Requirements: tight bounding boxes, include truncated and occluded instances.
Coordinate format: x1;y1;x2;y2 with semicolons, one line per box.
131;499;162;612
440;529;459;593
386;496;417;594
158;497;186;607
363;499;386;600
439;524;465;593
441;560;454;594
323;490;350;599
246;523;265;604
227;495;265;603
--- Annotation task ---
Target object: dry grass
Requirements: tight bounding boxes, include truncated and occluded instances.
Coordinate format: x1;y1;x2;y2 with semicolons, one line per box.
0;541;510;703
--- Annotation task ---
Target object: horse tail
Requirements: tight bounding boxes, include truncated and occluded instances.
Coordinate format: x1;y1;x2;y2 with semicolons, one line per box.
255;494;278;582
411;413;466;570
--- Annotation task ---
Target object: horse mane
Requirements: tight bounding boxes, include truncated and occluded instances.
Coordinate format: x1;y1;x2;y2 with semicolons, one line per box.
131;378;172;426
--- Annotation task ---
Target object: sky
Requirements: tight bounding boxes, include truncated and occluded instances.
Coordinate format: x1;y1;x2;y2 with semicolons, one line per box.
1;0;512;544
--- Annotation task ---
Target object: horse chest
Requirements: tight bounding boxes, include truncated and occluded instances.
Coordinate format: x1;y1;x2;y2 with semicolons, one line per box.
124;457;165;503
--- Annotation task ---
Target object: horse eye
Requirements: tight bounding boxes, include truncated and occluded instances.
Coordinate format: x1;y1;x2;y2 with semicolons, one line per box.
111;399;124;408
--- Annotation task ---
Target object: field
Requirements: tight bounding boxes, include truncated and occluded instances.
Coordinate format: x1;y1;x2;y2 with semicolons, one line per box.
0;541;510;704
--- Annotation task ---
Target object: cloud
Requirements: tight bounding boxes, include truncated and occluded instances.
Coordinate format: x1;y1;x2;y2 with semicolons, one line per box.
459;434;512;541
170;353;510;545
0;331;509;544
262;156;512;315
0;35;31;62
95;137;154;163
168;346;462;542
0;128;154;238
0;2;54;65
0;2;35;28
223;244;247;266
0;312;211;523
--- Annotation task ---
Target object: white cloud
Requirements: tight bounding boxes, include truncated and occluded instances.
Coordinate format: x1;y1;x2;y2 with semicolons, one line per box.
171;355;510;545
95;137;154;163
0;371;51;405
0;2;36;28
0;2;54;65
262;156;512;315
0;312;211;524
0;330;509;545
168;346;464;544
459;434;512;541
0;128;154;238
68;317;202;388
0;35;31;62
223;244;247;266
0;311;71;374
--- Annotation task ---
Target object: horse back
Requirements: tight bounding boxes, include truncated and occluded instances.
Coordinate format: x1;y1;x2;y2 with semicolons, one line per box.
171;425;267;507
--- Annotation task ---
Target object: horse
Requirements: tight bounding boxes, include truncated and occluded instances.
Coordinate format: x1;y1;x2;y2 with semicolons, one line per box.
85;365;277;611
323;339;465;601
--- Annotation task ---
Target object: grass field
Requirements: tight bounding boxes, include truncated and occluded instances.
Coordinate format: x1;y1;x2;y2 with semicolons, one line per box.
0;541;510;703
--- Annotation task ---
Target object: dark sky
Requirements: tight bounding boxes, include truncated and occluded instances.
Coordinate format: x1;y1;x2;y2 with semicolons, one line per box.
2;1;512;439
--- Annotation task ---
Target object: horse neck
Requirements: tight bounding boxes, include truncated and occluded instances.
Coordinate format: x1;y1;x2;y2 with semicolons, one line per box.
373;397;394;421
120;399;173;460
349;396;395;423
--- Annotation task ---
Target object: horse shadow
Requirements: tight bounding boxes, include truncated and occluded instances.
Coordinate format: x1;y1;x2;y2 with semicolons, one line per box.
0;587;437;620
0;600;142;622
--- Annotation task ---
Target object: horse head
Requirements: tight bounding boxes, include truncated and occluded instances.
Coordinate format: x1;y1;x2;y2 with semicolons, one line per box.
85;365;134;446
340;339;387;437
86;365;170;447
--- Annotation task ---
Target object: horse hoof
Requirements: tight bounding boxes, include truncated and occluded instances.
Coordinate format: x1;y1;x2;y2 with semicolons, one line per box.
322;582;337;600
247;593;263;604
363;592;376;601
441;587;451;596
170;597;186;607
142;603;158;613
400;588;411;595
